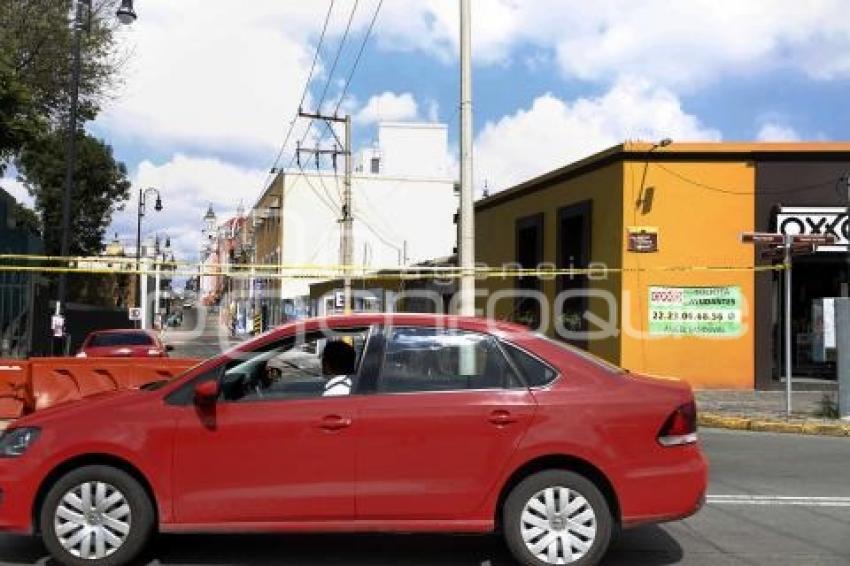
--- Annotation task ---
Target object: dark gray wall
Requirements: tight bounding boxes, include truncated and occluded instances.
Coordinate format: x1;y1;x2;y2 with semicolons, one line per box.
755;158;850;389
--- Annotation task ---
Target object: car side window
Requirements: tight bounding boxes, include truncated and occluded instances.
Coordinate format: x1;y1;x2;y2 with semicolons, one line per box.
378;327;520;393
219;328;369;403
502;343;558;387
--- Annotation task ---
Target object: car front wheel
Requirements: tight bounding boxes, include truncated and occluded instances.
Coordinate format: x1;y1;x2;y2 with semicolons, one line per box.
503;470;613;566
39;465;155;566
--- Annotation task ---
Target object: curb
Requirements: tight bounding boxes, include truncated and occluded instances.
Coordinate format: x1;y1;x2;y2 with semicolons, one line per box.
699;413;850;437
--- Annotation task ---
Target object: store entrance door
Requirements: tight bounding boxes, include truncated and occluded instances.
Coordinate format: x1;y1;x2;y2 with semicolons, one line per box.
781;254;849;380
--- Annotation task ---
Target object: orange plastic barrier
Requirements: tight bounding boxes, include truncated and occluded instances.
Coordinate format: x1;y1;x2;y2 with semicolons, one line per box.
0;358;201;420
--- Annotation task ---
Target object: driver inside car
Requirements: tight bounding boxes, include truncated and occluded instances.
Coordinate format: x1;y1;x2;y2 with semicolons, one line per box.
321;340;356;396
261;359;284;389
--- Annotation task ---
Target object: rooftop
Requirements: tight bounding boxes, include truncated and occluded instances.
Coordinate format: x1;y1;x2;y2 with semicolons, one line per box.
476;141;850;211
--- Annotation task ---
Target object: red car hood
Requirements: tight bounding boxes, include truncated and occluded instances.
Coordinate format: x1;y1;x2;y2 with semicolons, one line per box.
15;387;146;426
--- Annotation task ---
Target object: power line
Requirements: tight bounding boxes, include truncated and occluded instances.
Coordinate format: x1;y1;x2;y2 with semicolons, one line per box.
296;161;340;215
334;0;384;115
316;0;360;113
290;0;360;165
655;163;844;196
287;0;383;177
260;1;336;190
326;0;384;232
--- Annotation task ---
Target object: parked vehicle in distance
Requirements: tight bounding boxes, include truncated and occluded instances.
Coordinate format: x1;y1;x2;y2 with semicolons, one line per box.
76;329;173;358
165;312;183;328
1;314;707;566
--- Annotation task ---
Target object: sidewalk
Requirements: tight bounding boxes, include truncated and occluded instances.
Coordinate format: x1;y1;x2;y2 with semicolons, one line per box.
696;390;850;437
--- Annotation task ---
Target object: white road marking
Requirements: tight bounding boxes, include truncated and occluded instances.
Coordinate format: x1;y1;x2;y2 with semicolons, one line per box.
708;495;850;507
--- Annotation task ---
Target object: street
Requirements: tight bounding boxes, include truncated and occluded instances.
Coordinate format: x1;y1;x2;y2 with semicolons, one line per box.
0;429;847;565
164;308;242;360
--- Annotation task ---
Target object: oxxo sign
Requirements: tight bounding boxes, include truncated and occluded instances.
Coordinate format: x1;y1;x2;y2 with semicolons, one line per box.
777;207;849;252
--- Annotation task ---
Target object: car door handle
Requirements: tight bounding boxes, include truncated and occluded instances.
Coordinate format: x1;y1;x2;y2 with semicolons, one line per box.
319;415;352;431
488;410;518;426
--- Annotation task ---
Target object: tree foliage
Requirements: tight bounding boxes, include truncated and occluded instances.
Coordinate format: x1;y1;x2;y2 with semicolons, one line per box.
0;0;131;255
17;129;130;256
0;0;123;134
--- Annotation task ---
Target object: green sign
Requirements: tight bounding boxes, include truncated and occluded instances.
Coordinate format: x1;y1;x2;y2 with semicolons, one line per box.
649;286;742;336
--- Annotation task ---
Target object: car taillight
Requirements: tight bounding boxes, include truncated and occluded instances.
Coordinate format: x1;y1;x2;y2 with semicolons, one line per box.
147;349;162;356
658;401;698;447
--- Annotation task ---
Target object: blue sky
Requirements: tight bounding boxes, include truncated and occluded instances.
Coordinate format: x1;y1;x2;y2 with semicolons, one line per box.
5;0;850;261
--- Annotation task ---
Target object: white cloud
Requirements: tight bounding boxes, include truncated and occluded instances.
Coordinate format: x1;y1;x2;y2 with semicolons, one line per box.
355;91;419;124
376;0;850;89
475;78;721;192
93;0;850;157
756;123;801;141
110;155;265;262
375;0;518;65
425;100;440;122
98;2;334;154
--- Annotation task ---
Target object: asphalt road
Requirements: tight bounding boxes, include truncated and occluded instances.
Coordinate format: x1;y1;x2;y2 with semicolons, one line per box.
163;307;242;360
1;430;848;564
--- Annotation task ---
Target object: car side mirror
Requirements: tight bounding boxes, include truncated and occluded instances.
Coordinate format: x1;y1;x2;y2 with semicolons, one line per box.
194;380;219;405
165;344;175;352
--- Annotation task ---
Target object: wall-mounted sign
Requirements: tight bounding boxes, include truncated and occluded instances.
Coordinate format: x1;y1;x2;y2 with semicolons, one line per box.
649;286;742;337
128;307;142;321
627;226;659;253
776;207;848;252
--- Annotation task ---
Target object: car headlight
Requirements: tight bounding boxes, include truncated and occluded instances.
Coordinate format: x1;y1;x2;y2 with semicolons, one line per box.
0;428;41;458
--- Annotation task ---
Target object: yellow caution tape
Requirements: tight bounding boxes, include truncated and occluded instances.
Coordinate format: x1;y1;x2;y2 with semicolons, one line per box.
0;263;788;279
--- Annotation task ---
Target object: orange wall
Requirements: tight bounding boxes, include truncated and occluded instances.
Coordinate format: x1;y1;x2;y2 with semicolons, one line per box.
619;159;756;389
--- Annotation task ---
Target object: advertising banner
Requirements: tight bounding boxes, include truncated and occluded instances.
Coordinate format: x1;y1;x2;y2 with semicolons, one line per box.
649;286;742;336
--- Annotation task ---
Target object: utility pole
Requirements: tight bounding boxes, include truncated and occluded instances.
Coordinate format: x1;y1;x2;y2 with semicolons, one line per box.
55;0;85;354
783;234;793;416
297;111;353;312
458;0;476;316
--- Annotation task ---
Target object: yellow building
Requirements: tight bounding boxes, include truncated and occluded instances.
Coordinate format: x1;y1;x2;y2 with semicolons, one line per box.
475;142;850;390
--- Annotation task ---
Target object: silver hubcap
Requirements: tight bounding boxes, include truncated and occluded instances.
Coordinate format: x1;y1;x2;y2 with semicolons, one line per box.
520;486;597;564
54;482;132;560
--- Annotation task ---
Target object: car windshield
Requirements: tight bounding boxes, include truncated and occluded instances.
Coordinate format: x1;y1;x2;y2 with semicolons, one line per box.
89;332;154;347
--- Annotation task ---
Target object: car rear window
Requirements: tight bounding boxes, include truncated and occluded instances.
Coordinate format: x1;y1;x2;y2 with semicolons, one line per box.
539;335;625;375
502;343;558;387
89;332;154;347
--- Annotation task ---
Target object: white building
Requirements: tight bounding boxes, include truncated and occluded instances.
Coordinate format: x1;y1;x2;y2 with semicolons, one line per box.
251;122;456;324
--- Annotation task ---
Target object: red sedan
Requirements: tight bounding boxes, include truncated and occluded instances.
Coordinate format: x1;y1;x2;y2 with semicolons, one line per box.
0;314;706;566
77;329;172;358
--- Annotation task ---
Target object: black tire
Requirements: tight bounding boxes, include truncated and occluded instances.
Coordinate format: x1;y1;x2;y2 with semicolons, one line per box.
39;465;155;566
503;470;613;566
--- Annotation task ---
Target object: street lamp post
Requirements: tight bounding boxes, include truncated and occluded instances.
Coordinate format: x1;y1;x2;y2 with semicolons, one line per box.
55;0;137;351
136;188;163;328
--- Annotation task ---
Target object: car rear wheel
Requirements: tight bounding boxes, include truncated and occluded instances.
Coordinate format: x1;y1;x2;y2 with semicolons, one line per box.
40;465;154;566
503;470;613;566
